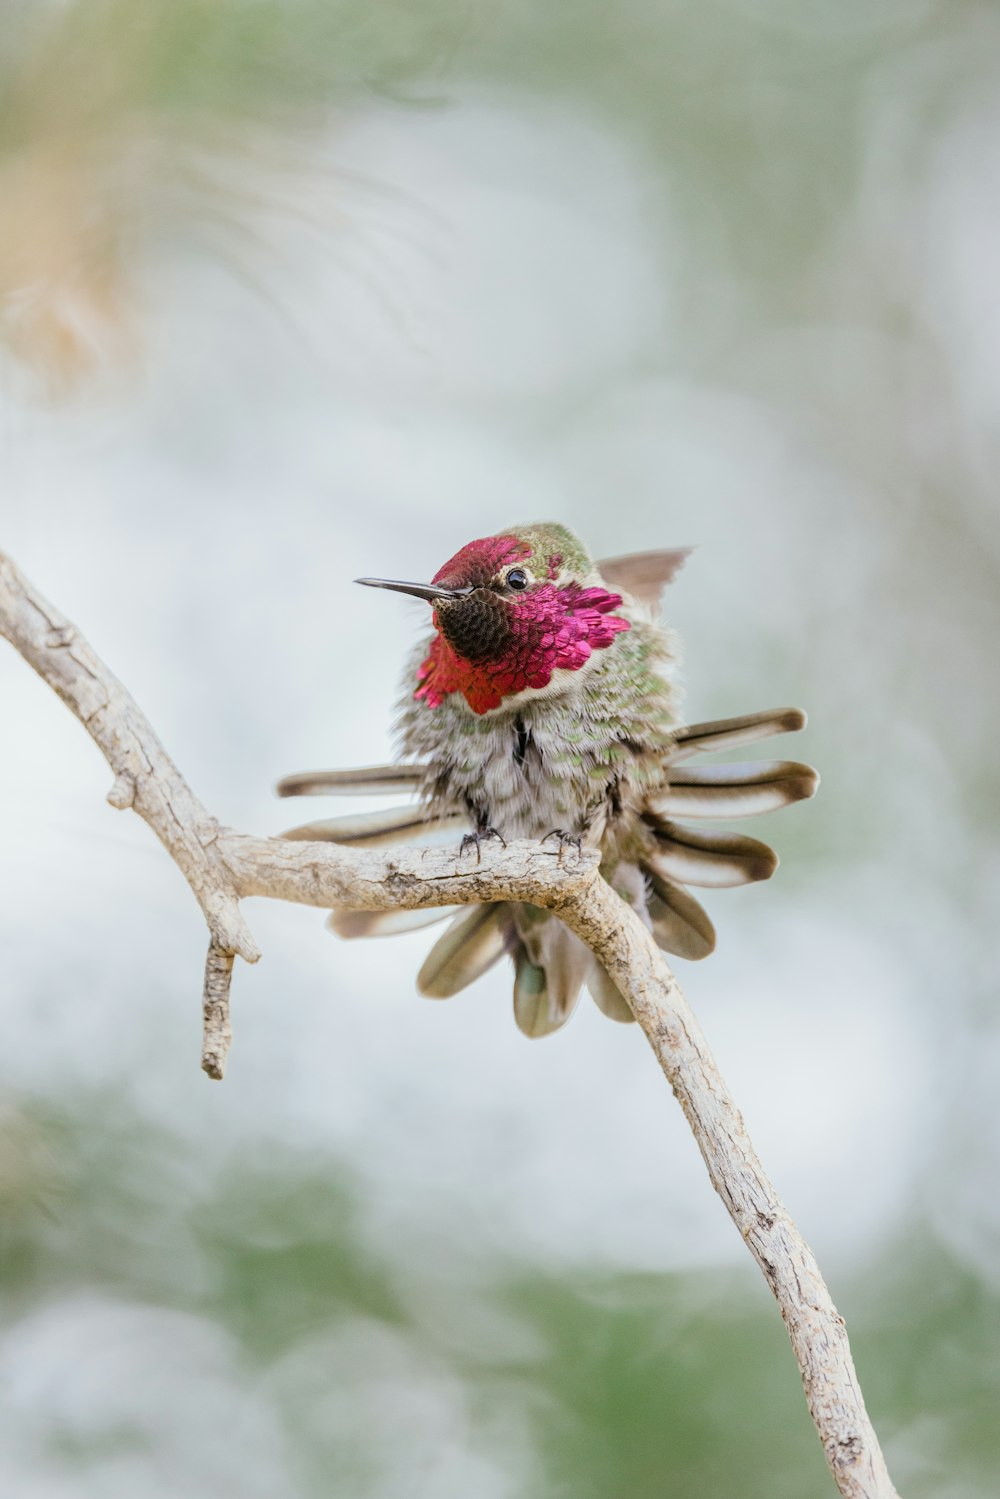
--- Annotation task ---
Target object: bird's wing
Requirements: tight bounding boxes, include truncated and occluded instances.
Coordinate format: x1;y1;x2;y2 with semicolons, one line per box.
596;548;693;617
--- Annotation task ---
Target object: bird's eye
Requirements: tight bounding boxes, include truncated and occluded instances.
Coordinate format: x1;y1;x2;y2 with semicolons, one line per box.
506;568;529;591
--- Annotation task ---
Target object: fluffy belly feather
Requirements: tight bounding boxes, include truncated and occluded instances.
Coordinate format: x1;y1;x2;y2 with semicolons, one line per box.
397;614;680;852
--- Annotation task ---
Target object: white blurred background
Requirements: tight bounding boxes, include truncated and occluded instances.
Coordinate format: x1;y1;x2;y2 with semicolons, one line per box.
1;4;998;1496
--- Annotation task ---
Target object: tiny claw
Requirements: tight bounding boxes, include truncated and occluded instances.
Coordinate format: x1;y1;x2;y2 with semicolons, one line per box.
460;826;506;864
542;829;583;865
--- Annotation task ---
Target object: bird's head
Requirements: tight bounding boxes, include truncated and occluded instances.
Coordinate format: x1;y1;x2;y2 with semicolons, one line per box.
357;522;631;714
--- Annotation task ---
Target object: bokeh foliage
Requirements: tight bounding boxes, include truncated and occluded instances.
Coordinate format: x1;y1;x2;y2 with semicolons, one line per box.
3;1096;1000;1496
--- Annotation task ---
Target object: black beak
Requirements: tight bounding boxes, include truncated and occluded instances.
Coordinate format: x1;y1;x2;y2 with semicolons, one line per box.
354;577;474;604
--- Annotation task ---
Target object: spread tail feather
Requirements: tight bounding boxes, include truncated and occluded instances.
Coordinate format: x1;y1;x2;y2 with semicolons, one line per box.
276;764;426;797
644;820;779;887
586;962;635;1024
327;906;459;940
651;759;818;820
513;951;561;1037
644;870;716;959
671;707;806;761
280;805;466;848
582;861;644;1023
512;908;590;1037
417;904;514;999
277;696;815;1034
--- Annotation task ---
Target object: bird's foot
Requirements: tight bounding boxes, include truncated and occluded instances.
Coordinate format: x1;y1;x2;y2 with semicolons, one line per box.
542;829;584;864
460;826;507;864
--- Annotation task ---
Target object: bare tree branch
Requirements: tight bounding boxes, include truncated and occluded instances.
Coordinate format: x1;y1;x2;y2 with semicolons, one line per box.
0;549;901;1499
0;552;260;965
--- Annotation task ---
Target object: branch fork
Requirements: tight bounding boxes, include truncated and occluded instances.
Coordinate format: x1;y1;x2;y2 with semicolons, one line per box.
0;549;900;1499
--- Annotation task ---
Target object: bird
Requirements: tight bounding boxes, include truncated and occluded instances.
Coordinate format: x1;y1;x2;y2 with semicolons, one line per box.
276;522;818;1038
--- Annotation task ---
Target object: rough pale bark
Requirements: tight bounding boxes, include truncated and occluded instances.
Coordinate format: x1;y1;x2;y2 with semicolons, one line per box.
0;549;900;1499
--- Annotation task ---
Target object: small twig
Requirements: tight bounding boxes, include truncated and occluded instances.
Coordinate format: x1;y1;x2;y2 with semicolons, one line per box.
202;941;235;1079
0;548;901;1499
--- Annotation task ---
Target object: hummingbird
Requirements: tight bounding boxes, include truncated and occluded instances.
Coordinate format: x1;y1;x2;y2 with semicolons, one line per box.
276;522;818;1038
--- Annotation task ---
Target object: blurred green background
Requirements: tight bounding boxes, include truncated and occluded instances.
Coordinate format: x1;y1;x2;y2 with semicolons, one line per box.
2;2;1000;1495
